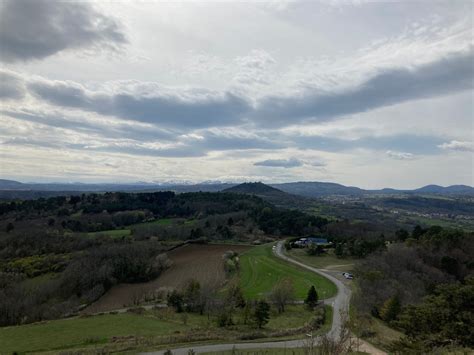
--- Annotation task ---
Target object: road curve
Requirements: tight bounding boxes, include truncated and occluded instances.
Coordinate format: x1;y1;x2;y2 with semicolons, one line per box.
274;241;351;341
142;241;351;355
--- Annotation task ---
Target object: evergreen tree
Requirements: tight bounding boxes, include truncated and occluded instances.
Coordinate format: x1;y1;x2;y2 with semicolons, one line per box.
305;285;319;309
253;300;270;328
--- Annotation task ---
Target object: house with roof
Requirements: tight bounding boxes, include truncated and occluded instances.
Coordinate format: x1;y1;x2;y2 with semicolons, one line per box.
294;236;331;247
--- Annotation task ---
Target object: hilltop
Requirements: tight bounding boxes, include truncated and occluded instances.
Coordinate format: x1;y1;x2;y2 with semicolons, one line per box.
223;182;310;208
224;182;285;195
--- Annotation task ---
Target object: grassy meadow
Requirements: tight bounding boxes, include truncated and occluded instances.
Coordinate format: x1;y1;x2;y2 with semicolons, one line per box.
0;305;330;354
239;244;337;300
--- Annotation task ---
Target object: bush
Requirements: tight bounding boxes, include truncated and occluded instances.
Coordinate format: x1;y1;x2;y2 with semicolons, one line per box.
307;306;326;329
216;310;234;327
239;331;266;340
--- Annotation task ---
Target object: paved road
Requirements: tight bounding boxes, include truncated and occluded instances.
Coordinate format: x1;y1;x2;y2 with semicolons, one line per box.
142;241;351;355
274;241;351;341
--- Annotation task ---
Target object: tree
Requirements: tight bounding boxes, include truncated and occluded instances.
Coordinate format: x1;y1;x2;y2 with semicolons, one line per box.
394;278;474;350
334;243;344;258
379;294;401;322
6;223;14;233
183;279;201;312
190;228;203;240
305;285;319;309
412;225;425;239
242;302;252;325
269;278;295;313
253;300;270;328
225;281;246;308
307;243;324;256
167;290;184;313
395;228;409;241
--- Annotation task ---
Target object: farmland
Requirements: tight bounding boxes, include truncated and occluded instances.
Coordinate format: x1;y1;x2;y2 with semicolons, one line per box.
239;244;337;300
85;243;251;313
0;305;330;354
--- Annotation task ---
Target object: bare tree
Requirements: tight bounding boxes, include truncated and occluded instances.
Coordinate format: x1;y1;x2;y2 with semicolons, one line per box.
269;278;295;313
315;312;354;355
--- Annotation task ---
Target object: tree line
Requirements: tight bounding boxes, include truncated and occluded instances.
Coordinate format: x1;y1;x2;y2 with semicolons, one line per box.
353;225;474;352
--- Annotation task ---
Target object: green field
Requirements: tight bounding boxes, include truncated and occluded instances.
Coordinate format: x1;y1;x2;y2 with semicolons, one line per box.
133;217;174;227
0;313;186;354
87;229;131;238
0;305;326;354
239;244;337;300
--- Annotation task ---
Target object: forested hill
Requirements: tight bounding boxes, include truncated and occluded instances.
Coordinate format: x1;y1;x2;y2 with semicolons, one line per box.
223;182;313;209
223;182;287;196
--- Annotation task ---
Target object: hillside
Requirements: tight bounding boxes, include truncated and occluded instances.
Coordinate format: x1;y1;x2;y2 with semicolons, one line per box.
223;182;312;208
273;181;365;197
224;182;285;195
414;184;474;195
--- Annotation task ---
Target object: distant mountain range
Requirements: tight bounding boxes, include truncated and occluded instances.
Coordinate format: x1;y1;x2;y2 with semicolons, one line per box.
274;182;474;197
0;178;473;199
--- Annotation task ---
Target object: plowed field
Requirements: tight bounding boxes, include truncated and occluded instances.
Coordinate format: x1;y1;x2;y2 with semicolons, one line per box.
84;243;250;313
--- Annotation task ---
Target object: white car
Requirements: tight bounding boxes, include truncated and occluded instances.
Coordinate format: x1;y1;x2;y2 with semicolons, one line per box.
342;272;354;280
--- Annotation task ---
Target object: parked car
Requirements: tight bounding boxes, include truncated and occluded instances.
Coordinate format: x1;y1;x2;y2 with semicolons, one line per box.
342;272;354;280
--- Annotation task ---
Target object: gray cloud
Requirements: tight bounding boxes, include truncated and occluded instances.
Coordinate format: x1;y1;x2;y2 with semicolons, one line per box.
22;49;473;131
1;109;175;142
386;150;415;160
201;131;283;151
0;70;25;99
0;0;126;62
292;133;445;155
254;158;304;168
103;132;285;157
254;49;474;126
438;140;474;152
28;79;252;129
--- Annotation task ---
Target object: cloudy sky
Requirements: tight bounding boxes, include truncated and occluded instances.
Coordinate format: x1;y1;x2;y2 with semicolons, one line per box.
0;0;472;188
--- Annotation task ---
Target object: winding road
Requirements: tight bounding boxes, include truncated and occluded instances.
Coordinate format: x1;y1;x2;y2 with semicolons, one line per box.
142;241;352;355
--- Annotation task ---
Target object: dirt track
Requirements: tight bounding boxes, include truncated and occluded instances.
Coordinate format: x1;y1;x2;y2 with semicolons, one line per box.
84;243;250;313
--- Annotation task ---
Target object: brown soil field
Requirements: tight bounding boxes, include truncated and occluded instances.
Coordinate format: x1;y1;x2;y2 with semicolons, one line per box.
84;243;251;313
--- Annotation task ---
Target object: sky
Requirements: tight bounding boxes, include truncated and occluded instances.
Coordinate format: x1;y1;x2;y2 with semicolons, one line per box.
0;0;473;189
